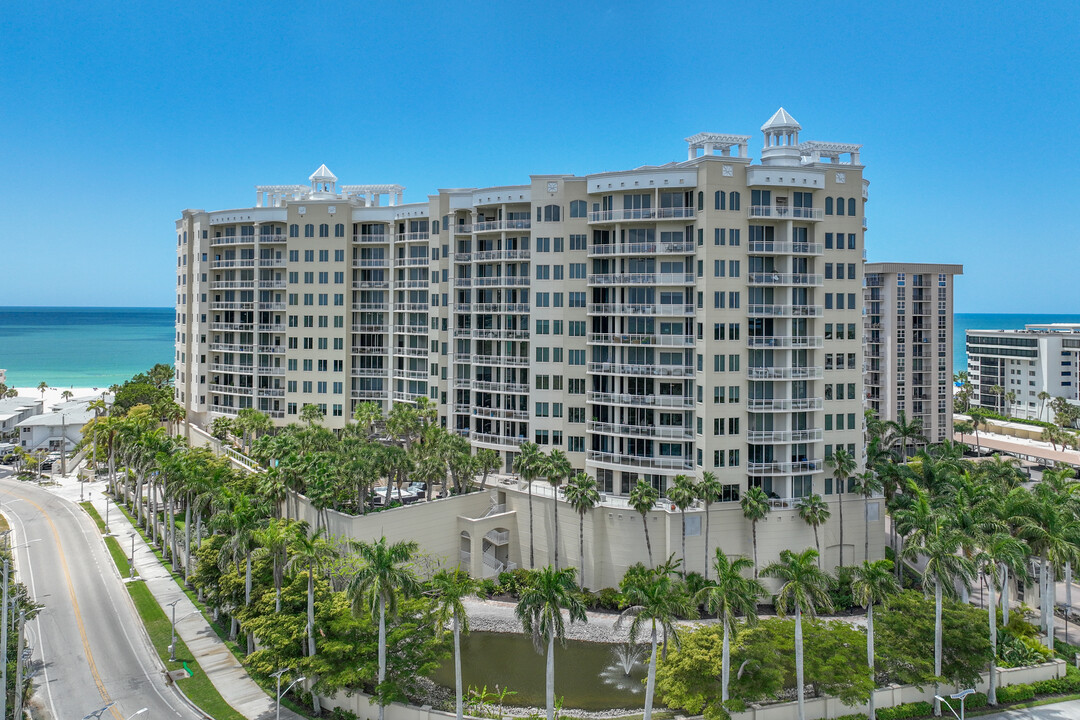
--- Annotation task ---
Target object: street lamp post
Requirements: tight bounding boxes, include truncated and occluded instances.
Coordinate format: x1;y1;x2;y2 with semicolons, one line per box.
936;689;975;720
82;702;116;720
130;533;136;579
124;707;148;720
1;538;39;720
271;669;306;720
167;599;180;661
105;494;111;534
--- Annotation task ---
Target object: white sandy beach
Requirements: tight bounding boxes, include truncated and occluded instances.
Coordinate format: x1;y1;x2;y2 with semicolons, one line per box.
12;386;106;409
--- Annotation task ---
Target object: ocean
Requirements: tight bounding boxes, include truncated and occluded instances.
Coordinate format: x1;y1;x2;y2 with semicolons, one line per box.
0;307;174;388
1;308;1077;389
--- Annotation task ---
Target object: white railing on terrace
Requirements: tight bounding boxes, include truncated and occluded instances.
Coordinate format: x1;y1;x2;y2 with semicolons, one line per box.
587;303;695;316
586;392;694;408
747;241;823;255
210;259;256;269
396;346;429;357
747;460;824;475
394;302;428;312
397;279;429;289
470;380;529;394
588;207;695;222
748;272;824;286
210;280;255;289
353;258;389;268
587;421;693;440
747;335;825;349
354;234;391;243
258;323;286;332
209;343;252;353
393;257;429;267
588;333;694;347
208;404;239;416
588;241;695;256
259;280;287;289
353;280;390;289
351;389;387;400
459;303;530;314
353;324;388;333
485;529;510;545
482;503;507;518
472;407;528;420
473;219;532;232
391;369;428;380
398;232;430;242
209;383;252;395
210;363;255;374
453;224;473;234
747;397;824;411
259;258;286;267
472;249;531;261
351;367;388;377
393;325;428;335
210;322;252;331
353;302;389;311
351;346;390;355
470;355;530;366
473;276;530;287
746;366;824;380
747;206;823;221
588;273;694;285
587;451;694;471
747;304;824;317
482;553;504;574
471;433;524;447
746;429;824;443
587;362;694;378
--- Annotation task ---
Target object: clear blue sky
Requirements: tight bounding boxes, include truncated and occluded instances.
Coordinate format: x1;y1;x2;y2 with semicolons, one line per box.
1;1;1077;312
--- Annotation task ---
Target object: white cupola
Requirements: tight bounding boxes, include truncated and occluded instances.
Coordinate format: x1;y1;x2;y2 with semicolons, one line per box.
309;164;338;195
760;108;802;166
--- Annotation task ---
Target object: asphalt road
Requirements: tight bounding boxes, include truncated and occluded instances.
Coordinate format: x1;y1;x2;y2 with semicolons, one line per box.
0;475;202;720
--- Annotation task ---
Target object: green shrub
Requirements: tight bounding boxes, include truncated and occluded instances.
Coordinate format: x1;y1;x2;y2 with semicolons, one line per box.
876;701;933;720
579;590;598;609
596;587;623;611
830;566;856;612
996;683;1035;703
964;692;987;709
835;713;868;720
478;578;498;597
1030;672;1080;695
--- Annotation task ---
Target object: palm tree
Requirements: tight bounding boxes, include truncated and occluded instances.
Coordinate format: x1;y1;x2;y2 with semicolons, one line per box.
902;520;975;717
563;472;600;588
543;449;572;569
513;442;545;569
953;419;973;446
255;519;297;613
697;472;723;581
886;411;927;459
629;479;659;567
430;569;478;720
667;475;697;570
474;448;501;491
975;533;1028;705
37;381;47;400
515;566;588;720
740;486;770;578
353;400;382;436
695;549;765;704
852;470;884;563
60;389;73;402
826;448;857;567
796;493;831;568
762;548;834;720
1038;390;1052;422
990;384;1004;414
617;564;696;720
346;537;421;720
850;560;900;720
1005;390;1017;418
284;525;339;657
969;408;988;455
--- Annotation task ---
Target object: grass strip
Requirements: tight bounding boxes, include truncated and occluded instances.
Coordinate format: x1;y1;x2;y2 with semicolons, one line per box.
82;501;247;720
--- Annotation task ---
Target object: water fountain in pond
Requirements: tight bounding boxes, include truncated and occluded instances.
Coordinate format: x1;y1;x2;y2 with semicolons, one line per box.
598;642;647;693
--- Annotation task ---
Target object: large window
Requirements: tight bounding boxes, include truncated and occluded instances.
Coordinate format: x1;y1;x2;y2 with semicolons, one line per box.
569;200;587;218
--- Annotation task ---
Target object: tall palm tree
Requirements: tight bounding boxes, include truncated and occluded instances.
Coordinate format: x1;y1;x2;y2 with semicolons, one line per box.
430;569;478;720
284;525;339;657
353;400;382;436
826;448;857;567
60;389;73;402
667;475;697;571
346;537;421;720
975;533;1028;705
852;470;884;563
695;549;765;703
850;560;900;720
36;381;47;400
255;518;298;613
902;520;975;717
740;486;770;578
796;493;831;568
629;479;659;567
515;566;588;720
697;472;723;581
1012;488;1080;645
886;411;927;460
617;564;696;720
1005;390;1017;418
563;472;600;588
1038;390;1052;422
762;548;834;720
513;442;545;569
990;385;1004;414
969;408;988;455
543;449;572;569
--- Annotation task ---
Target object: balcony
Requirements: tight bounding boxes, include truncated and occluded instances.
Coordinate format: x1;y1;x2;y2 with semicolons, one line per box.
747;304;824;318
257;301;286;311
257;345;285;354
392;368;429;380
210;280;255;290
746;366;824;380
587;362;694;378
396;346;429;357
455;328;529;340
587;450;694;472
352;280;390;289
208;384;252;396
747;397;824;412
472;249;531;262
209;343;252;353
352;324;388;333
473;276;530;287
472;407;529;421
351;346;390;355
351;389;387;400
394;325;429;336
460;302;531;314
748;273;823;287
210;322;252;331
353;302;389;311
257;323;285;332
353;258;389;268
746;429;825;444
353;234;391;243
469;380;530;394
747;206;823;221
454;278;473;287
470;355;530;367
394;257;429;268
588;273;695;286
747;460;824;476
472;219;532;232
453;224;473;234
747;241;824;255
587;333;695;347
588;241;695;257
586;392;694;408
259;388;286;397
396;279;430;289
208;405;239;416
746;335;825;349
210;259;256;270
587;303;695;316
259;258;286;267
587;421;694;441
210;236;255;246
259;280;287;289
209;363;255;374
471;432;524;448
588;207;695;223
351;367;389;377
397;232;430;242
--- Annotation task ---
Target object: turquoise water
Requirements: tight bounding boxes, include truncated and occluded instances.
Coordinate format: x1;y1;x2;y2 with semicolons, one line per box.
953;313;1080;375
0;307;174;388
0;308;1075;388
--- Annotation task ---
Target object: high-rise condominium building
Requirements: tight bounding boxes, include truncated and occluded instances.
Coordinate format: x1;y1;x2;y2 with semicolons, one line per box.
966;324;1080;421
864;263;963;448
175;108;868;503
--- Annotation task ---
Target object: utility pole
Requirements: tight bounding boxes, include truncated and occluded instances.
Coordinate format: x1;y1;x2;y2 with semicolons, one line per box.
60;414;66;477
1;558;8;720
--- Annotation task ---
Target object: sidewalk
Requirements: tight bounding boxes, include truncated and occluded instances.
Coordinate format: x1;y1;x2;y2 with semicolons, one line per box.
48;469;306;720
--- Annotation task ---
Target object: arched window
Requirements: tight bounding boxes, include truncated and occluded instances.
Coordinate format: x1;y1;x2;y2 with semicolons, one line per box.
289;224;299;237
319;223;329;237
836;197;845;216
848;198;856;216
729;192;740;211
697;191;704;212
335;223;345;237
543;204;561;222
715;191;725;210
825;197;833;215
304;224;314;237
569;200;587;218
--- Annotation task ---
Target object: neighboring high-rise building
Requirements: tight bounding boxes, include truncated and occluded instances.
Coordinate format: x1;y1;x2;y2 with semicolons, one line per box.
966;324;1080;420
175;108;869;508
864;263;963;447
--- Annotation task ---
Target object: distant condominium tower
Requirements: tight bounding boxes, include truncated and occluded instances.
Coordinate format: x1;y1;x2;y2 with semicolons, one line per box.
175;108;871;515
966;324;1080;421
864;263;963;449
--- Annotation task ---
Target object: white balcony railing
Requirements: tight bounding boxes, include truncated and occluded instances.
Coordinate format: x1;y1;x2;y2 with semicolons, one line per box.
747;206;823;221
